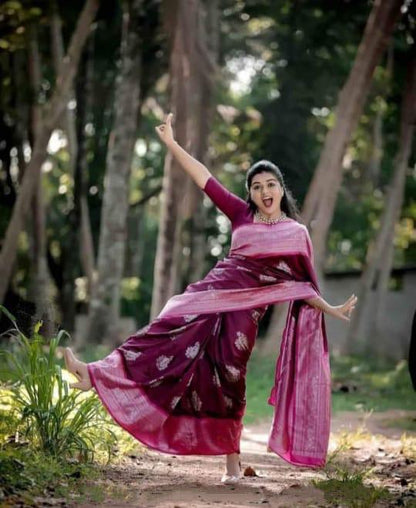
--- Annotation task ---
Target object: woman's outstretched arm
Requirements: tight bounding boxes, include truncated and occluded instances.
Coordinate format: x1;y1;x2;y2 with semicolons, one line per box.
305;294;357;322
155;113;211;189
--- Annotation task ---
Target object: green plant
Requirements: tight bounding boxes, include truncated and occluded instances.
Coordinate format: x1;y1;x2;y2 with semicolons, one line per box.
313;474;391;508
0;445;100;502
313;460;391;508
0;305;116;462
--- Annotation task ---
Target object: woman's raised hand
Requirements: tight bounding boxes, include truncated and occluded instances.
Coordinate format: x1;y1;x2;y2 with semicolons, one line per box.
328;294;358;322
155;113;175;146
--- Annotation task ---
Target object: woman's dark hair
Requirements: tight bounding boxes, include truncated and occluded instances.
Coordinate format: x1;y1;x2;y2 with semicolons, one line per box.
245;160;301;221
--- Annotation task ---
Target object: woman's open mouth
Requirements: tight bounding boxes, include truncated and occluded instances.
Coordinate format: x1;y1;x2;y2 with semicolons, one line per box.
262;198;273;208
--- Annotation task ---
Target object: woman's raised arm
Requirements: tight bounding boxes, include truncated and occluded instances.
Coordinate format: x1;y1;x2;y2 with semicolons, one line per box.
155;113;211;189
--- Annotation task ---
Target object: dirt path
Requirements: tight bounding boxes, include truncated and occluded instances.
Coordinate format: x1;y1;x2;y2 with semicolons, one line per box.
73;410;416;508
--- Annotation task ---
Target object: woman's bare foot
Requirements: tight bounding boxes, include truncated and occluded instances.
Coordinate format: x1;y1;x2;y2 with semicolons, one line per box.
64;348;92;391
221;453;241;484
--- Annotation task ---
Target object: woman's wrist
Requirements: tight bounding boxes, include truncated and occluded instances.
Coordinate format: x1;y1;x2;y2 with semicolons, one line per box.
306;296;333;315
165;138;177;150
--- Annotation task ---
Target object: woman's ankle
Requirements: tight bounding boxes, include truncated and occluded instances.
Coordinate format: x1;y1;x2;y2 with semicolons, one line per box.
226;453;240;475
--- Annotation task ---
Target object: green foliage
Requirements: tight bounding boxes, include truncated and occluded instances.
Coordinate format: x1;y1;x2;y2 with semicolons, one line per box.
0;305;116;462
313;441;392;507
331;356;416;413
312;436;388;507
383;417;416;432
313;469;391;508
245;350;415;424
0;1;42;52
0;445;97;501
244;350;275;424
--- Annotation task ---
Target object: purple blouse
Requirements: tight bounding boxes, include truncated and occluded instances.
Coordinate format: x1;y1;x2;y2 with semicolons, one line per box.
203;176;253;230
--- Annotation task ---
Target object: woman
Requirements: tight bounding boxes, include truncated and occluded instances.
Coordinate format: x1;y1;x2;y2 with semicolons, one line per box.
65;113;357;483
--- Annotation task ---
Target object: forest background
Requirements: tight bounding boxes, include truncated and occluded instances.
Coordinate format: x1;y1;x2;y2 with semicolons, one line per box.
0;0;415;360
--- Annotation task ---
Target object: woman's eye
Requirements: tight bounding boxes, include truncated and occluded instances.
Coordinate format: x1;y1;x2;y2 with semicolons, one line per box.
268;182;276;187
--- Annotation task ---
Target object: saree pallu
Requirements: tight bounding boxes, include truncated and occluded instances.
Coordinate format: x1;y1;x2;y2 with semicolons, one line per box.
88;221;331;467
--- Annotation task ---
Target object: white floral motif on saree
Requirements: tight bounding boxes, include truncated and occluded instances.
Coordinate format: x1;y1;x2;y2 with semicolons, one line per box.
124;350;142;361
235;331;249;351
156;355;173;371
275;260;292;275
213;369;221;387
259;274;277;282
225;365;240;382
183;314;198;323
170;396;181;409
191;391;202;411
185;342;200;359
224;395;233;408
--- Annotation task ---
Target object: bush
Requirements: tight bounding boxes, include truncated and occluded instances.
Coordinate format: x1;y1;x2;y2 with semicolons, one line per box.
0;305;116;462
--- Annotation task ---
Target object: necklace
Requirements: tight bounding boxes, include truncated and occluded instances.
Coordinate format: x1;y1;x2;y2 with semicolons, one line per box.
255;210;287;224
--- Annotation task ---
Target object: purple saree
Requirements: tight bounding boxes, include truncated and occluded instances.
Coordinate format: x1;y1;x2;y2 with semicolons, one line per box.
88;177;330;468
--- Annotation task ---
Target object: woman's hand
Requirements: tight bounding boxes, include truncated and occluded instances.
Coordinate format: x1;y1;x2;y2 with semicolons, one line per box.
153;112;211;188
326;294;358;322
155;112;175;146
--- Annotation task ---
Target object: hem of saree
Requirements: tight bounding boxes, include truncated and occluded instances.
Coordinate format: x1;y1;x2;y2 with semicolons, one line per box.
267;443;325;468
159;280;318;318
88;350;242;456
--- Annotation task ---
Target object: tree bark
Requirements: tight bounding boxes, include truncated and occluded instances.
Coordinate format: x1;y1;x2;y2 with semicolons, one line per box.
150;0;199;317
77;37;96;299
367;46;393;185
50;0;78;175
12;49;29;185
367;106;384;185
346;57;416;355
185;0;219;284
372;57;416;353
59;31;97;333
85;0;143;344
301;0;403;275
27;26;56;337
0;0;99;304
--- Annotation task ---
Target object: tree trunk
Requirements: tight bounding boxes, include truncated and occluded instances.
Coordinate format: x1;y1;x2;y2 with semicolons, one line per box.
372;57;416;354
59;32;97;334
185;0;219;284
77;37;96;299
367;46;393;185
261;302;289;355
86;0;143;345
50;0;78;175
150;0;199;317
0;0;99;304
301;0;402;275
346;58;416;355
12;49;29;184
27;26;56;337
367;106;384;185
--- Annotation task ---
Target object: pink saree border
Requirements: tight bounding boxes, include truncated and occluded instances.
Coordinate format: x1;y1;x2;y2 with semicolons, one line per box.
88;350;242;456
160;281;318;318
267;302;330;467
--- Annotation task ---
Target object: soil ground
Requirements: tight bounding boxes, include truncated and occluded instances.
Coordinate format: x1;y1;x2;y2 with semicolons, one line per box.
56;409;416;508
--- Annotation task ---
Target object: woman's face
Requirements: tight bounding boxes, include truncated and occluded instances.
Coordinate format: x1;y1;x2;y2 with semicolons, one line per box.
250;171;284;217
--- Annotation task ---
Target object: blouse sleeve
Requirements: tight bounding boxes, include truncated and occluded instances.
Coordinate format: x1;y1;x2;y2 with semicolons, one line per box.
203;176;248;222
